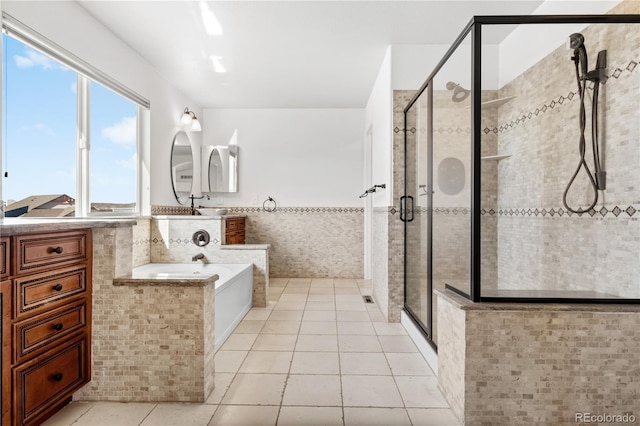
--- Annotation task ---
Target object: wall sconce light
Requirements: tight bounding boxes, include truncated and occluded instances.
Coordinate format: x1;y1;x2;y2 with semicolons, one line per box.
181;107;202;132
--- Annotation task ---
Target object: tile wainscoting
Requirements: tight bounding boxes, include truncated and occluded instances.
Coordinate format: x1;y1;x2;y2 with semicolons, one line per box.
147;206;365;279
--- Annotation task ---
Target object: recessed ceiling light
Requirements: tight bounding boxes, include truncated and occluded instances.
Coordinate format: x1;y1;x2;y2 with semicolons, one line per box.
211;56;227;73
199;1;222;36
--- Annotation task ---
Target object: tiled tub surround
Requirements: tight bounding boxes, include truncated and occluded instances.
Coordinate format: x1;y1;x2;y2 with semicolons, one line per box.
132;217;151;267
484;11;640;297
73;225;218;402
437;289;640;425
148;216;270;307
150;205;364;279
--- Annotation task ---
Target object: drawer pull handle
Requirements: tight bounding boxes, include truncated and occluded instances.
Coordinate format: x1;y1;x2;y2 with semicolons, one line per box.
52;373;64;382
50;246;64;254
52;284;63;292
52;323;63;331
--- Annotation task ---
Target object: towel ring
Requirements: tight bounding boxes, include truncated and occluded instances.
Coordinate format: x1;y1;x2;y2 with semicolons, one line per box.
263;196;277;212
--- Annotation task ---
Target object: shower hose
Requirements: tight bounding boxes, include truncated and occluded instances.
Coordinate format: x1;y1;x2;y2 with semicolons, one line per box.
562;60;603;214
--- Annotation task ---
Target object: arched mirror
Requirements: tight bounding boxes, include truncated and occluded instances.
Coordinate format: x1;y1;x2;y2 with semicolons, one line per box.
170;131;193;204
202;145;238;193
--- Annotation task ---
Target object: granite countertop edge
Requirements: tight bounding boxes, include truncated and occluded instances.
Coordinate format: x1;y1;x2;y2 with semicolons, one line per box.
113;273;219;287
0;218;137;235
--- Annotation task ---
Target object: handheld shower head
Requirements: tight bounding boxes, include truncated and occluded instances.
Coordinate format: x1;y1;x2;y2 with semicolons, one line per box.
567;33;585;50
568;33;588;77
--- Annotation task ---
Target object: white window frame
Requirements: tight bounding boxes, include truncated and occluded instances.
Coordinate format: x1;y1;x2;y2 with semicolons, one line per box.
2;12;150;217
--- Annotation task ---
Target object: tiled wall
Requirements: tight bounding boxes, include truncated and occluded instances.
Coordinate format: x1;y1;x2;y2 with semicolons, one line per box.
132;218;151;267
437;290;640;424
75;226;216;402
488;7;640;297
148;217;269;307
149;206;364;279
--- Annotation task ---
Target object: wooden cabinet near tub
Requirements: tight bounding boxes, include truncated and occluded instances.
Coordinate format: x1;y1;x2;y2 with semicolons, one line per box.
4;229;92;426
224;217;245;245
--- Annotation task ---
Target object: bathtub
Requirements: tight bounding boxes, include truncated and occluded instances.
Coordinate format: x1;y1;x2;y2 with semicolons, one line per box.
129;262;254;349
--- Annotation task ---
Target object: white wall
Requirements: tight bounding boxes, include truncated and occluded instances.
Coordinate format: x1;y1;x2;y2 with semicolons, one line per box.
498;0;622;87
365;47;393;208
2;1;202;209
201;108;364;207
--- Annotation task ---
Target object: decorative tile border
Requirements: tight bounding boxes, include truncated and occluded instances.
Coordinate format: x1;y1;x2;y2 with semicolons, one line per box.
151;205;363;215
408;205;639;218
486;58;638;135
151;237;220;246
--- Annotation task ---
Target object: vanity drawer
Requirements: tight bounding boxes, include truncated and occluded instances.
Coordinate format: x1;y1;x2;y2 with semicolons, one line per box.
14;230;89;276
1;236;9;279
14;266;88;320
13;335;89;426
13;301;87;363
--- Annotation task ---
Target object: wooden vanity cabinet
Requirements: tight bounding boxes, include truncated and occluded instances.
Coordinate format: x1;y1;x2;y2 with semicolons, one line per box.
224;217;245;245
2;280;11;426
6;230;92;426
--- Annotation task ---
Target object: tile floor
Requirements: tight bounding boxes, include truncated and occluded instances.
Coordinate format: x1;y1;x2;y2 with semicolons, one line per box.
43;278;460;426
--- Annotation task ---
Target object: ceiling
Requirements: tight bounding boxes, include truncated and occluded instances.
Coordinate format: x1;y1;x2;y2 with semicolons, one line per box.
77;1;612;109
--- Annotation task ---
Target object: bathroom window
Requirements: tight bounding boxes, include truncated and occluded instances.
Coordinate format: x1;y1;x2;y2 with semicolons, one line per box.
2;18;148;217
2;35;78;217
89;81;138;214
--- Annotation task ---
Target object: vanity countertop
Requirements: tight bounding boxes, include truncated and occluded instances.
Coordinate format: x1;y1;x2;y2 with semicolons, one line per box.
0;217;137;235
152;214;247;220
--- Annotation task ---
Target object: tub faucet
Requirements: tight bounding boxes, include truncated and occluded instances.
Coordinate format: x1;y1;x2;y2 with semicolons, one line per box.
192;253;205;262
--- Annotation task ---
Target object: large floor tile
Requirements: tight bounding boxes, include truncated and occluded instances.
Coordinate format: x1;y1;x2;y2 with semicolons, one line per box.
295;334;338;352
244;309;273;321
343;407;411;425
307;294;335;302
278;294;308;302
239;351;293;374
234;320;266;334
252;334;298;351
337;321;376;335
341;376;404;407
308;287;335;295
290;351;340;374
262;320;301;335
385;353;434;376
305;301;336;311
269;310;304;321
333;279;359;287
277;406;343;425
41;401;94;426
302;310;336;321
274;300;307;309
215;350;248;373
299;321;337;335
282;375;342;406
222;374;287;405
338;335;382;352
140;403;217;425
340;352;391;375
372;322;407;336
335;302;366;312
206;372;236;404
378;335;419;353
406;408;462;425
394;376;449;408
220;333;258;351
270;278;289;287
209;405;279;425
336;311;370;322
61;402;156;426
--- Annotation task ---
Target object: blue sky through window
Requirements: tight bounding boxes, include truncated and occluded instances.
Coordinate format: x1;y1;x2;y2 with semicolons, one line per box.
2;34;136;206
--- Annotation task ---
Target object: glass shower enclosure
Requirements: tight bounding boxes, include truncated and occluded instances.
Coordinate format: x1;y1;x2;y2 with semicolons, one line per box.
403;14;640;346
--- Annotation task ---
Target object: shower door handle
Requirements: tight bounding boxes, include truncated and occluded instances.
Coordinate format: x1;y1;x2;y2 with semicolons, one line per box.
400;196;415;222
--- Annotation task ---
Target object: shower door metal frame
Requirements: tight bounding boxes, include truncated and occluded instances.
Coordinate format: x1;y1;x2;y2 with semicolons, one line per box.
402;13;640;328
402;83;435;349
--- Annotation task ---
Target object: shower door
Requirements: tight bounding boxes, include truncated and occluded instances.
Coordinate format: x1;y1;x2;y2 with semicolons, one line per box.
403;85;434;343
